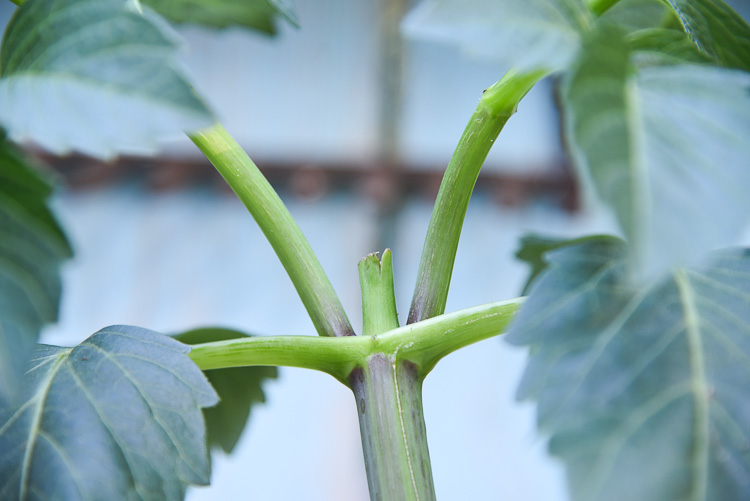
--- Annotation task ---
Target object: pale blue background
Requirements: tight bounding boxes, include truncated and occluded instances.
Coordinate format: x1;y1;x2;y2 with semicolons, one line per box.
3;0;747;499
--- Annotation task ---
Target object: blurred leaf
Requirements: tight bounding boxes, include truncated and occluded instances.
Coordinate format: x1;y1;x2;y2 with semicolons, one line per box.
0;135;71;405
515;234;581;295
594;0;710;66
0;0;213;159
598;0;672;32
0;325;218;500
626;28;713;66
267;0;299;28
665;0;750;71
507;237;750;501
402;0;592;71
174;327;278;454
563;26;750;278
142;0;297;32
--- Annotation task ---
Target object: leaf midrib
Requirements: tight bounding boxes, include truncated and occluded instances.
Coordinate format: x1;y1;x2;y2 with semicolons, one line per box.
675;268;709;501
624;74;651;273
19;351;68;500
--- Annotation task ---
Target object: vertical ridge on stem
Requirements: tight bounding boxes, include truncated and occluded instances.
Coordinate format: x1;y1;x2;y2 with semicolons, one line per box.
350;354;435;501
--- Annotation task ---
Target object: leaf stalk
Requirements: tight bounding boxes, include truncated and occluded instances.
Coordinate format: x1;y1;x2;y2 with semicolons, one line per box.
407;69;546;324
189;123;354;338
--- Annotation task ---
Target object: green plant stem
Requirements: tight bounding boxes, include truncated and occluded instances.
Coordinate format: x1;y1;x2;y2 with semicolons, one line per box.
189;123;354;338
359;249;400;336
350;354;434;501
188;334;367;385
187;297;523;384
407;69;546;325
189;277;521;498
393;297;523;376
354;249;433;500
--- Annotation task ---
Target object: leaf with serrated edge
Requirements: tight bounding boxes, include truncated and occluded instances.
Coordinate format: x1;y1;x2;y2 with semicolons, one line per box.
563;27;750;277
174;327;278;454
665;0;750;71
0;0;212;159
0;135;71;405
506;237;750;501
0;325;218;500
402;0;591;72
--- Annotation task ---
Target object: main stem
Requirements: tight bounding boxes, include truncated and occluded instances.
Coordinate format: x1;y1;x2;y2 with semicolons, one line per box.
350;355;434;501
407;69;546;324
354;251;435;500
189;124;354;337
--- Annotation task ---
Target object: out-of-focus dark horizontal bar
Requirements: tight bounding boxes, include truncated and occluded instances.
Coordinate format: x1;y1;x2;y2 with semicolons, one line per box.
37;153;579;212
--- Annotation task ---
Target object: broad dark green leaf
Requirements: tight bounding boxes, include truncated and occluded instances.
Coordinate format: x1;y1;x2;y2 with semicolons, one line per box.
142;0;297;32
563;27;750;277
174;327;277;454
665;0;750;71
0;0;212;159
0;325;218;500
0;135;71;405
402;0;592;71
506;237;750;501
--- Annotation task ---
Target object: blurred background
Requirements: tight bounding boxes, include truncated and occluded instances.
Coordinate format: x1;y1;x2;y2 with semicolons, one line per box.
14;0;750;499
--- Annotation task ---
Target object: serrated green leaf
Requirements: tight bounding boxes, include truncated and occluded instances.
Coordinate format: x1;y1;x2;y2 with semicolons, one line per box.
142;0;296;32
402;0;592;71
0;325;218;500
563;27;750;277
0;135;71;405
506;237;750;501
174;327;277;454
0;0;213;159
665;0;750;71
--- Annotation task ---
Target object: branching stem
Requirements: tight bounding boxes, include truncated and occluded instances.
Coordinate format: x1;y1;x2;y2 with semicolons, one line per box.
187;298;523;384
